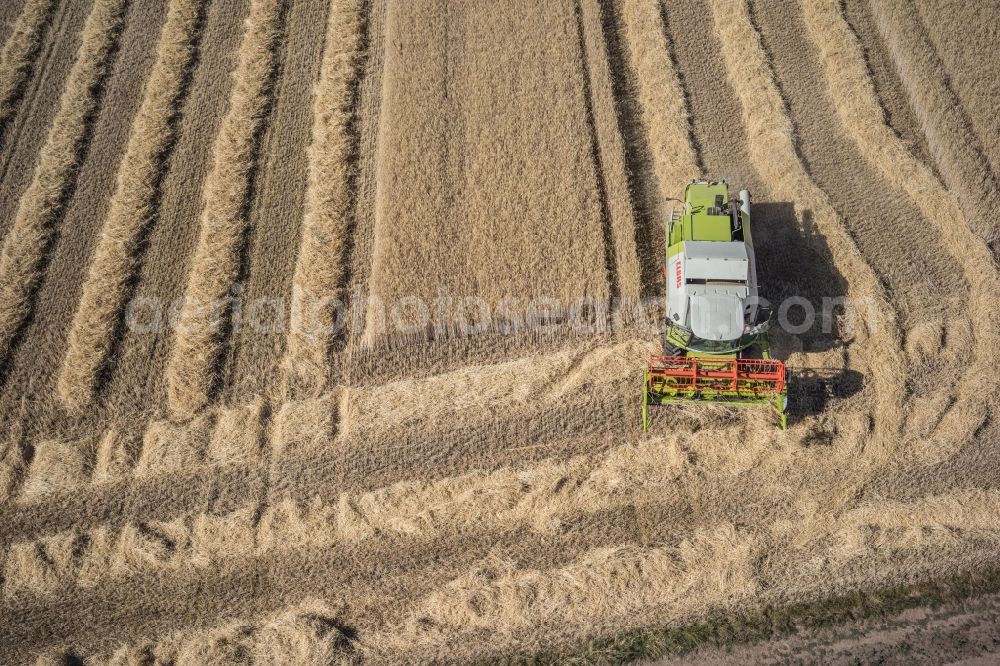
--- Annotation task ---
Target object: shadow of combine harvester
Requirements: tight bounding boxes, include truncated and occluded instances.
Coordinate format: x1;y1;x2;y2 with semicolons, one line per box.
788;366;865;419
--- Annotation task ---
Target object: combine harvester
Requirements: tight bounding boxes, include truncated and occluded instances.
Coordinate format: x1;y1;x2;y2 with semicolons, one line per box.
643;180;788;430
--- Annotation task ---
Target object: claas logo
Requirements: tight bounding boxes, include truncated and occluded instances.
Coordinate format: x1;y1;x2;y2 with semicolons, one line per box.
674;261;683;289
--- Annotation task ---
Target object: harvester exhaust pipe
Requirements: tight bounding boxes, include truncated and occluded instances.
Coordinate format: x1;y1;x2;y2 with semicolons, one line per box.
738;189;751;218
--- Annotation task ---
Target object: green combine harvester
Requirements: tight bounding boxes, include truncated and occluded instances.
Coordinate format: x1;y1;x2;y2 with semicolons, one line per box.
642;180;788;430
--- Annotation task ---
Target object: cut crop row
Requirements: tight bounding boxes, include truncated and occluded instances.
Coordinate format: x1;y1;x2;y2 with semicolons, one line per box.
165;0;288;418
58;0;207;409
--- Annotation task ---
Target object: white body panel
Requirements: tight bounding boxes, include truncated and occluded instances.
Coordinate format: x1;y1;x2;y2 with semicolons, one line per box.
684;240;749;281
667;241;759;342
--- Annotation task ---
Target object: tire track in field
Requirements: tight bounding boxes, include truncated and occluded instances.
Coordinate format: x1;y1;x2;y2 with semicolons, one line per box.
655;0;747;182
281;0;367;399
57;0;207;410
276;338;653;502
0;407;629;551
12;417;1000;661
339;0;385;365
573;0;622;310
11;399;264;508
0;0;68;228
0;0;176;445
840;0;937;174
749;0;971;435
5;391;270;545
611;0;702;307
0;339;648;546
0;430;693;607
0;510;656;662
165;0;288;419
385;529;757;661
913;0;1000;184
801;0;1000;454
578;0;641;305
0;429;28;506
389;486;1000;663
0;392;631;548
595;0;664;297
0;460;265;550
868;0;1000;252
0;0;57;140
344;325;624;388
0;0;127;373
0;0;29;45
27;481;1000;665
708;0;905;444
750;0;966;325
616;0;699;204
6;400;739;620
91;0;250;424
222;0;338;406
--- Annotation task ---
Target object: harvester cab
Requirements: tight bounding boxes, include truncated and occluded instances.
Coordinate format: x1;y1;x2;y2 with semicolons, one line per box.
642;180;788;430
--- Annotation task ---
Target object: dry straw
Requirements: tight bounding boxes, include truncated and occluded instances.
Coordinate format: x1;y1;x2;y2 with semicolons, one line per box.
345;338;651;434
166;0;286;418
618;0;698;202
23;477;1000;663
9;434;1000;631
365;0;608;347
868;0;1000;248
0;433;26;503
0;0;126;363
102;599;354;664
802;0;1000;451
2;531;81;600
390;526;759;657
135;413;213;476
19;438;93;500
92;428;130;484
284;0;366;396
0;379;679;601
205;397;265;465
58;0;205;409
9;2;1000;661
578;0;642;300
9;399;263;506
387;482;1000;660
909;0;1000;183
709;0;906;445
0;0;56;132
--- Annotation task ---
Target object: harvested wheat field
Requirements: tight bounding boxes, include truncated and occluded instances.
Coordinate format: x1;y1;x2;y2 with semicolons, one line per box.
0;0;999;662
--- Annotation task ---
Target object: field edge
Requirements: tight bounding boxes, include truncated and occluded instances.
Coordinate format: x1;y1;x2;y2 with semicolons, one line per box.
505;564;1000;665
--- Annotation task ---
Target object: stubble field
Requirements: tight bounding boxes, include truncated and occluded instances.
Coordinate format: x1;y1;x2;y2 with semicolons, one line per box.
0;0;999;663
